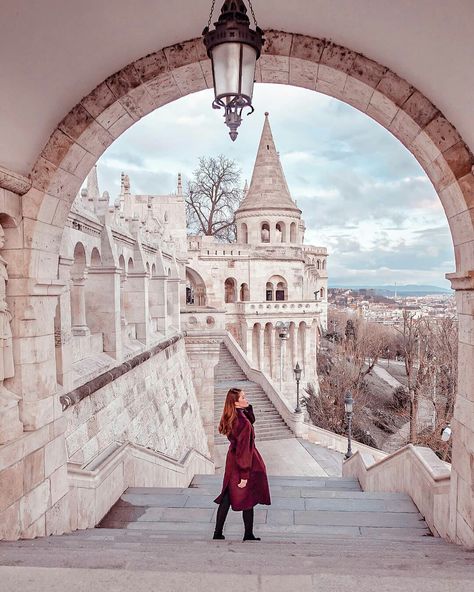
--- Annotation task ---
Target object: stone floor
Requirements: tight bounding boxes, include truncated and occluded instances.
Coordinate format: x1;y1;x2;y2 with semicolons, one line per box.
214;437;344;477
1;444;473;591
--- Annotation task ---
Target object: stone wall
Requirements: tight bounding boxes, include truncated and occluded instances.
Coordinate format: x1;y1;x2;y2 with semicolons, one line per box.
64;335;209;466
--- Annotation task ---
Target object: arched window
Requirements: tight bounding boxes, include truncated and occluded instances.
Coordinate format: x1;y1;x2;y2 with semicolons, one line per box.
275;222;286;243
186;267;207;306
266;282;274;301
225;278;237;303
240;283;250;301
320;287;325;299
276;281;287;301
317;259;321;270
261;222;270;243
91;247;101;267
267;275;288;301
322;259;326;270
241;223;248;244
290;222;297;243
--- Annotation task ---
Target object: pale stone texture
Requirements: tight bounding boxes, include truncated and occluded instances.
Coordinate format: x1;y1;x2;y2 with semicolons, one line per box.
1;32;473;550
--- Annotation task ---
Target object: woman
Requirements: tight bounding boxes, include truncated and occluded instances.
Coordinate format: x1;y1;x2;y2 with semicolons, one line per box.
213;388;271;541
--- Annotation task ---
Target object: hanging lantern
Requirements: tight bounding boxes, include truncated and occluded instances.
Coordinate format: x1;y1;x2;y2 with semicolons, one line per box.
203;0;264;141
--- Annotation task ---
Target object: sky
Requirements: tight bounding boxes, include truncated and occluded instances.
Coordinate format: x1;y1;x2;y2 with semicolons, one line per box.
95;84;454;289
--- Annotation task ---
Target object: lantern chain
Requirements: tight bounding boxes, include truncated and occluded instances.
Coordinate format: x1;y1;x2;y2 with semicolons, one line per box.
207;0;216;29
247;0;258;27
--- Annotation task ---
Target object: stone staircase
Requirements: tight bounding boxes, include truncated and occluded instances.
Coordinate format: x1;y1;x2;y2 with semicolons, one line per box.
214;342;294;444
2;474;473;591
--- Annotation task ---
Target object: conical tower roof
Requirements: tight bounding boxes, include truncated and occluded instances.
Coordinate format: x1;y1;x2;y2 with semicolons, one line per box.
236;113;301;215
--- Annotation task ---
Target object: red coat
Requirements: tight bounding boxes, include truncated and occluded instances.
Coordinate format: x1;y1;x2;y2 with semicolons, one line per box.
214;404;271;511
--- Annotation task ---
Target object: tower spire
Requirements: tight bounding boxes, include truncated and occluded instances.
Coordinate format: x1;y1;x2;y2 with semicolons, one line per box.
236;112;300;214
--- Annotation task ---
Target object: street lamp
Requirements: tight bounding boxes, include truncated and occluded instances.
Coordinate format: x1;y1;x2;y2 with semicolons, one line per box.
202;0;264;141
344;391;354;459
276;321;290;392
293;362;302;413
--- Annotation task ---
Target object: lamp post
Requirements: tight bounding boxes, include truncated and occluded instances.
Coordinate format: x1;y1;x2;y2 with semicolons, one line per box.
276;321;290;392
344;391;354;459
293;362;302;413
202;0;264;141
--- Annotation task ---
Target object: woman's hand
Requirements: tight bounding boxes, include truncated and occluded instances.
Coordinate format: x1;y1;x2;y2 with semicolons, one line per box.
237;479;248;488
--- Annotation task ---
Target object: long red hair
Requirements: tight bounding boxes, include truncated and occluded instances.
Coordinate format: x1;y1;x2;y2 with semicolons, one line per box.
218;388;242;436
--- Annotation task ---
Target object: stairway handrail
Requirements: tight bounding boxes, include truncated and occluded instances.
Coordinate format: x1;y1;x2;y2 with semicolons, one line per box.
223;332;306;436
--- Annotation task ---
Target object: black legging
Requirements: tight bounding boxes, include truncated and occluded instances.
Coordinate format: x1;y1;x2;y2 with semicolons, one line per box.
215;489;254;536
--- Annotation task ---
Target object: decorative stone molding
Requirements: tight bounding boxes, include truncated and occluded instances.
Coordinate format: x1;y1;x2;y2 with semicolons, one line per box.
446;270;474;291
59;332;184;410
0;164;32;195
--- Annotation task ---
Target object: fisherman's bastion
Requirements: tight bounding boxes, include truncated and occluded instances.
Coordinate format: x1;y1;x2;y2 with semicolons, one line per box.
0;1;474;589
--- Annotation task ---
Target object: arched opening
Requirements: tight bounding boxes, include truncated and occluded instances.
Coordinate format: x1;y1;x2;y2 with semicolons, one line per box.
290;222;297;243
322;259;326;270
276;282;287;301
240;282;250;301
90;248;101;267
265;282;274;302
224;277;237;303
241;223;248;244
12;29;474;546
275;222;286;243
186;267;207;306
268;275;288;301
261;222;270;243
320;286;325;299
317;259;321;270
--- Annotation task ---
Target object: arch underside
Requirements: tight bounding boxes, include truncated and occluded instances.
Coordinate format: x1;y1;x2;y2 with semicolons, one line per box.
4;29;474;548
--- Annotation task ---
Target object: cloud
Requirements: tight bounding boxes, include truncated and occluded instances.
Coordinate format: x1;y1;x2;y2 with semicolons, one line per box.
94;84;454;287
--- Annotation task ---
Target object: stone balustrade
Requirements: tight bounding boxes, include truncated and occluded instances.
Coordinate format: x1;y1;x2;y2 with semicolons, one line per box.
236;300;323;316
343;444;451;538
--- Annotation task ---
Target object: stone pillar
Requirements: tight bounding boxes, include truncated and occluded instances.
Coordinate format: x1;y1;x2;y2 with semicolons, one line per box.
149;275;168;336
257;324;264;370
185;332;225;458
269;324;276;379
70;273;89;336
446;272;474;548
55;257;74;391
124;272;150;346
244;324;253;361
85;266;122;360
7;281;64;431
167;278;181;332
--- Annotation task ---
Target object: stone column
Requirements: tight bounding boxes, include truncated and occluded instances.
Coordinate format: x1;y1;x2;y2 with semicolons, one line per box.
185;331;225;458
446;272;474;548
167;278;181;332
7;280;65;431
70;273;89;336
85;266;122;360
55;257;74;391
124;271;150;346
270;325;276;379
149;275;168;336
257;324;264;370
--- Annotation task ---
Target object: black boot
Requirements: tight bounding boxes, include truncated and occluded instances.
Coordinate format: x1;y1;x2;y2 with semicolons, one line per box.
242;508;261;541
213;490;230;540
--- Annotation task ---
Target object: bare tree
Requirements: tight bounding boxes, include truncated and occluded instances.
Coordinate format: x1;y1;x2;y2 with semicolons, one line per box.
185;155;242;242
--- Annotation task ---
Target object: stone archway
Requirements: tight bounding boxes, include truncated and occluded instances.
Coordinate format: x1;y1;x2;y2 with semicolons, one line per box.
12;30;474;547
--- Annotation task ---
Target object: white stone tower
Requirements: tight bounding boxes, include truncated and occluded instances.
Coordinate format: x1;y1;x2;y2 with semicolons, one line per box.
235;112;305;246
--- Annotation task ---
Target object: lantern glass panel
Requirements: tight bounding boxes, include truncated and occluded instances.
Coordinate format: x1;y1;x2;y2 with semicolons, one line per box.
240;43;257;100
212;42;242;98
